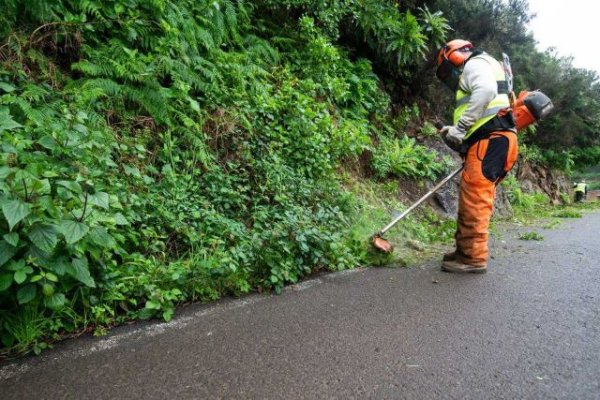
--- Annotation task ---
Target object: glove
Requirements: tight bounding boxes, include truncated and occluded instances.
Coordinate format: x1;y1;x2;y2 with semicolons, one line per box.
440;125;465;145
440;125;466;153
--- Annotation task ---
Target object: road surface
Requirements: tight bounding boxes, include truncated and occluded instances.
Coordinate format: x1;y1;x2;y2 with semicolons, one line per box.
1;212;599;399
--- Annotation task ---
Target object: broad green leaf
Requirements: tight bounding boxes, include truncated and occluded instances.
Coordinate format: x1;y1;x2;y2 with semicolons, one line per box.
145;300;160;310
0;108;22;131
163;308;174;321
17;285;37;304
114;213;129;225
123;165;141;178
73;124;87;134
38;196;59;217
41;170;60;178
138;307;155;320
2;143;17;153
88;192;110;210
2;200;31;231
109;195;123;210
0;166;13;179
14;169;35;181
4;259;24;272
31;179;51;195
0;274;12;291
0;82;16;93
28;224;59;253
26;243;51;260
89;226;115;248
57;180;82;194
38;136;58;150
44;293;65;310
48;257;69;275
59;220;89;244
3;232;19;247
189;98;201;113
67;258;95;287
45;272;58;282
42;283;55;296
14;269;28;284
0;240;17;267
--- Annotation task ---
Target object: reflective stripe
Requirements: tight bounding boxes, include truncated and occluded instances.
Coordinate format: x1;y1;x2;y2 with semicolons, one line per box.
481;105;507;118
457;81;509;107
456;96;470;106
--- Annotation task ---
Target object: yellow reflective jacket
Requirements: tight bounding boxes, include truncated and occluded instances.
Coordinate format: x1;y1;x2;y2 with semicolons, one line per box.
575;183;587;193
453;53;511;140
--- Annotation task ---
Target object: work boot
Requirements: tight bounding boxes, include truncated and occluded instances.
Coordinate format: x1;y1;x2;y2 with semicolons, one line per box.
442;251;457;261
441;260;487;274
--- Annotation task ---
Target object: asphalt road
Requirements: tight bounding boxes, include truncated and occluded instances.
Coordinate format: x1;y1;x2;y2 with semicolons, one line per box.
2;211;599;399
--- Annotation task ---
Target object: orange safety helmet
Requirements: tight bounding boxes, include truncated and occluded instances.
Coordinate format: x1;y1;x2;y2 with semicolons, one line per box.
436;39;474;68
436;39;474;91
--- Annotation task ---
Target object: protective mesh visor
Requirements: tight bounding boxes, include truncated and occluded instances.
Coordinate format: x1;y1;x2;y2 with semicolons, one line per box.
436;58;462;91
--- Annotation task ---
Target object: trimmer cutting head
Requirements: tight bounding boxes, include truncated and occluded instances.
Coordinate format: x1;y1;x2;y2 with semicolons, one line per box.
372;235;393;253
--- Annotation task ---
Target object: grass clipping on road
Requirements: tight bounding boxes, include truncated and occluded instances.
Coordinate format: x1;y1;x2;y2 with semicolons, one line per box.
342;173;456;267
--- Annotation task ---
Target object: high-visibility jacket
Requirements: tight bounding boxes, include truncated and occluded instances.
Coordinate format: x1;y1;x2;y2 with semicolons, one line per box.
574;183;587;193
453;53;511;140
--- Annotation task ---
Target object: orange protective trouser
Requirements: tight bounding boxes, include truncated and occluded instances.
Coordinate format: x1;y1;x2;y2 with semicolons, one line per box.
455;131;519;266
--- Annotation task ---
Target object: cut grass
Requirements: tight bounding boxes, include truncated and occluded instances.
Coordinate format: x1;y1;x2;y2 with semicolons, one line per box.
341;173;456;267
552;209;583;218
519;231;544;241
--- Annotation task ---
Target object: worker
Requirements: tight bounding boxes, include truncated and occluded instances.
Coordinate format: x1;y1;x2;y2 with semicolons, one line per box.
573;180;588;202
435;39;518;274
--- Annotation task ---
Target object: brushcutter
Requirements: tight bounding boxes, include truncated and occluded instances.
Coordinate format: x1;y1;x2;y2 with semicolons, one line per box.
371;88;554;253
371;165;463;253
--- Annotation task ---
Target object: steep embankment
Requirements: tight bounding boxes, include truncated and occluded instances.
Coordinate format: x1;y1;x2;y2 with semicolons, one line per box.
0;1;456;356
0;0;579;358
517;161;572;204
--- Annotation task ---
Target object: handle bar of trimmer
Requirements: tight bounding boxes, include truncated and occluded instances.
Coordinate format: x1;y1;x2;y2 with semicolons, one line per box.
377;166;463;237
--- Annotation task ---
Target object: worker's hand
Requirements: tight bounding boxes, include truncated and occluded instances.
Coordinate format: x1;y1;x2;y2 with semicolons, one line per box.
440;125;465;146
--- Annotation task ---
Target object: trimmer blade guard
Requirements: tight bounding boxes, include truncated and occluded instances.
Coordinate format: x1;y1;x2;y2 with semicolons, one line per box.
372;235;393;253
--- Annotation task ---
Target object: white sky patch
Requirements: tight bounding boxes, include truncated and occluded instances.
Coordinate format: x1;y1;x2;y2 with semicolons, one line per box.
527;0;600;75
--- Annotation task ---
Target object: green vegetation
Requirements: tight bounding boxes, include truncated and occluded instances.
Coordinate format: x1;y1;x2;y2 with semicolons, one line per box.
341;176;456;267
552;210;583;219
372;136;449;180
519;231;544;241
2;0;599;358
0;0;453;357
501;171;600;237
502;174;600;229
573;166;600;191
502;175;549;212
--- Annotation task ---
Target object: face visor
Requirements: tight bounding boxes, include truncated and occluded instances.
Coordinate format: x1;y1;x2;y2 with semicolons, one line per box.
436;57;462;91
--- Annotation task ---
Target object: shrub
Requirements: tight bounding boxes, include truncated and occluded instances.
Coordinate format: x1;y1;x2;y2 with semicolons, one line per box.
0;0;451;355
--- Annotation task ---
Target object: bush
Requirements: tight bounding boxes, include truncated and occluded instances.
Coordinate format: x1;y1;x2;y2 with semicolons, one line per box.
0;0;451;355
